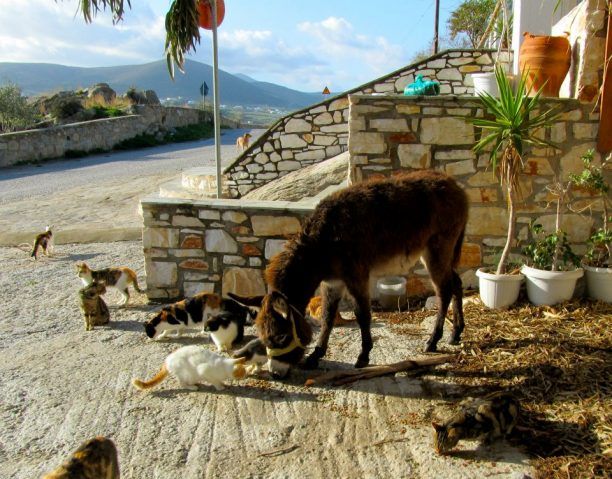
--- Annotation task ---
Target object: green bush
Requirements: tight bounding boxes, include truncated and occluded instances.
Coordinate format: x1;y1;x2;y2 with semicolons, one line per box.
51;98;83;120
0;82;38;132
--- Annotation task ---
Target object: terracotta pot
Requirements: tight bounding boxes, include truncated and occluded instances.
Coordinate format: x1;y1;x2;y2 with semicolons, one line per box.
519;32;571;97
198;0;225;30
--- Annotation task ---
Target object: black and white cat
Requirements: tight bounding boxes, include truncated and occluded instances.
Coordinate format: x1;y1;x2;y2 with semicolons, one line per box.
232;338;268;374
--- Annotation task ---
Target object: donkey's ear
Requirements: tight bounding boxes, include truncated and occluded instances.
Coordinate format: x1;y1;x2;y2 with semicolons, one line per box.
228;292;264;307
271;294;289;319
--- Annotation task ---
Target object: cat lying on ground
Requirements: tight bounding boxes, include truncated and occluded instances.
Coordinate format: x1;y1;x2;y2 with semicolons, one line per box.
42;436;119;479
132;345;247;391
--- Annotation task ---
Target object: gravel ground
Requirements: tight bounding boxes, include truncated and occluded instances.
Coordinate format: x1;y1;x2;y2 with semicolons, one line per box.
0;242;531;479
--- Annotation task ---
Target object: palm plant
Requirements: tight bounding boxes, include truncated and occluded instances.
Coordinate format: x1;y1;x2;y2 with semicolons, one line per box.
73;0;202;77
470;66;562;274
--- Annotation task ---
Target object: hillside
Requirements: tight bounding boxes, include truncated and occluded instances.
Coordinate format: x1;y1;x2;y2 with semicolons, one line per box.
0;60;322;109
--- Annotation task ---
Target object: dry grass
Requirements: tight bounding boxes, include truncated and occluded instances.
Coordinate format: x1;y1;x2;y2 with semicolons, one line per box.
378;298;612;479
82;93;131;110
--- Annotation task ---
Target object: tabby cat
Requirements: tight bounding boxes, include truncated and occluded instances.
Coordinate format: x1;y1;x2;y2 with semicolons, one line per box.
78;282;110;331
76;262;143;306
132;345;247;391
42;436;119;479
432;393;520;454
31;225;53;260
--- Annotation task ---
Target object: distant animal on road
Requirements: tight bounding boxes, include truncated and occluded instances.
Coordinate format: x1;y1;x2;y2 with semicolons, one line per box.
31;225;53;259
236;132;252;152
42;436;120;479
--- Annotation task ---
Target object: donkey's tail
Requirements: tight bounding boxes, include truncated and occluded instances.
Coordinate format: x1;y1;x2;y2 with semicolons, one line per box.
132;363;168;390
452;226;466;270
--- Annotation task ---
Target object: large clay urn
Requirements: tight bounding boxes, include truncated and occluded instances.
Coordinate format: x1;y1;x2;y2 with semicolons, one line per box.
519;32;571;97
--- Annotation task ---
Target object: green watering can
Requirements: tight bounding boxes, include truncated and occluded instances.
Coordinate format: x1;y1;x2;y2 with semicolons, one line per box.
403;75;440;96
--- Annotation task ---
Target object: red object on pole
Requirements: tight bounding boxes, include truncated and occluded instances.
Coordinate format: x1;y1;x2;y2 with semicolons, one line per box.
198;0;225;30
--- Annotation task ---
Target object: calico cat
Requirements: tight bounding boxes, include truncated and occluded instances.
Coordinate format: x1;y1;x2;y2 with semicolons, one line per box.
42;436;119;479
76;262;143;306
31;225;53;260
132;345;247;391
306;295;347;326
232;338;268;374
145;294;256;340
432;393;520;454
78;282;110;331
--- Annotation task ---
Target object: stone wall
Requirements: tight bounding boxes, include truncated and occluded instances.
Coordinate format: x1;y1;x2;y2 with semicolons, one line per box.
141;197;315;301
0;106;202;167
224;49;506;198
349;94;607;290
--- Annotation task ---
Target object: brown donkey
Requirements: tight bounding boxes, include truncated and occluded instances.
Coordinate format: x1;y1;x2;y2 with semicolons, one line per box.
231;170;468;378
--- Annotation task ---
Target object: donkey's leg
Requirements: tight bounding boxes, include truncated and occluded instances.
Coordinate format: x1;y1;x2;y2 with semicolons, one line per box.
422;244;455;353
344;278;373;368
449;271;464;345
304;282;343;369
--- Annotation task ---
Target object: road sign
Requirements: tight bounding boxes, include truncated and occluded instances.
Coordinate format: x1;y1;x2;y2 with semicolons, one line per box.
200;82;209;97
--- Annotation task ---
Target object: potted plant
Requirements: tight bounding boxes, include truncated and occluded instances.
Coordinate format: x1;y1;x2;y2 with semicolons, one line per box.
569;150;611;302
471;65;562;309
521;178;583;306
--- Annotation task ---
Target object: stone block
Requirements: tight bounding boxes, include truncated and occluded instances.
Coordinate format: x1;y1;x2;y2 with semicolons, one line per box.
242;244;261;256
252;216;301;236
437;68;463;81
249;257;262;267
573;122;598;140
246;163;263;174
534;214;594;242
373;83;395;93
172;215;204;227
184;281;215;297
254;153;269;164
280;134;307;149
205;229;238;253
278;160;301;171
179;259;209;270
143;227;179;248
265;239;288;259
523;158;554;176
467;171;498;186
313;135;337;146
329;98;349;111
350;132;386;154
222;268;266;297
146;261;178;287
314;112;333;125
222;211;248;224
396;104;421;115
285;118;312;133
421;117;474;145
180;235;203;249
398;144;432;169
435;150;475;160
369;118;408;131
458;243;482;268
465;187;499;203
467;207;509;236
427;59;447;69
224;255;246;266
445;159;476;176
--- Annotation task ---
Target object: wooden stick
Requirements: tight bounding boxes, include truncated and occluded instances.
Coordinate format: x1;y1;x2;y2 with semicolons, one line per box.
304;354;455;387
258;444;299;457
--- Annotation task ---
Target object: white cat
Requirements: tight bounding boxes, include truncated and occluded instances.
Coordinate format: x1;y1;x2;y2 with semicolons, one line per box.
132;345;246;391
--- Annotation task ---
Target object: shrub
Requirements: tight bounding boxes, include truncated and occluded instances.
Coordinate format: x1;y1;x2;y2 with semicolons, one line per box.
0;82;38;132
50;98;84;120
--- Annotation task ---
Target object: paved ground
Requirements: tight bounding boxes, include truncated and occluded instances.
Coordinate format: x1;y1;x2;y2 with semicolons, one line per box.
0;129;262;246
0;242;532;479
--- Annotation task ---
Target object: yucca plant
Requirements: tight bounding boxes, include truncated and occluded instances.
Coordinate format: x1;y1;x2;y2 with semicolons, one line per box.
470;65;562;274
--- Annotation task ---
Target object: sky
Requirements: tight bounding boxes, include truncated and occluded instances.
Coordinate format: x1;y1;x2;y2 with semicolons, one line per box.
0;0;466;93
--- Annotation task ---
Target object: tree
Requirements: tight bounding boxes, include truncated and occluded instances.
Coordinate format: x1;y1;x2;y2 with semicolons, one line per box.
75;0;204;77
448;0;497;48
0;82;38;132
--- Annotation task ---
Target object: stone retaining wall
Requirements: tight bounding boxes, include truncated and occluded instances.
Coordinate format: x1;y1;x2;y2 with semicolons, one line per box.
141;197;315;301
0;106;202;167
224;49;505;198
349;94;607;288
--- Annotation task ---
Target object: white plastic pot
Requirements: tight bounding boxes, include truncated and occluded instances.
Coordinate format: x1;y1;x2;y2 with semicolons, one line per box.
476;268;524;309
521;265;584;306
376;276;407;310
471;72;499;97
584;265;612;303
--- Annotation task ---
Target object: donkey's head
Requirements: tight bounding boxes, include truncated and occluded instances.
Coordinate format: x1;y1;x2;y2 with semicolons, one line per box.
228;291;312;379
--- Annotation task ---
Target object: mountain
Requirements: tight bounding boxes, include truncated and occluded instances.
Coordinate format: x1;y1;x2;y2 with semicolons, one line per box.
0;60;322;110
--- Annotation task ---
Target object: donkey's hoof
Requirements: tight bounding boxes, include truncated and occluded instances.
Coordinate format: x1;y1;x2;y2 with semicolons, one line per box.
355;356;370;369
448;336;461;346
303;354;320;370
423;342;438;353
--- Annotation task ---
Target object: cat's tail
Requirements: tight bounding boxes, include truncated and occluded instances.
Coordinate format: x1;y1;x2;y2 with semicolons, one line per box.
126;268;145;293
232;357;247;379
132;363;168;390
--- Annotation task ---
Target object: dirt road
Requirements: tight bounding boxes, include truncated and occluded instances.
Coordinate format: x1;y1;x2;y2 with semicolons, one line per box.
0;242;531;479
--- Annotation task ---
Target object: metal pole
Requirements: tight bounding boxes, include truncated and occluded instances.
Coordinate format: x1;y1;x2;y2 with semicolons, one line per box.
433;0;440;54
211;0;222;198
